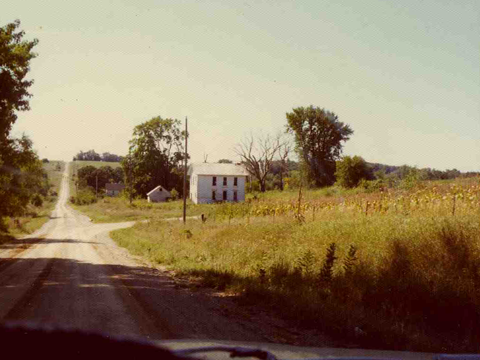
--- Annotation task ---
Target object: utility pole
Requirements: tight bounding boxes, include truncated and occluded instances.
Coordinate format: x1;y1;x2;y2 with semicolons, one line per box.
183;117;188;224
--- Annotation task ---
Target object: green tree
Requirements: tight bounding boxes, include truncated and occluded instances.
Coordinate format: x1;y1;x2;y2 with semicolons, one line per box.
218;159;233;164
286;106;353;187
0;21;42;221
0;135;46;218
127;116;186;197
335;156;371;188
0;20;38;141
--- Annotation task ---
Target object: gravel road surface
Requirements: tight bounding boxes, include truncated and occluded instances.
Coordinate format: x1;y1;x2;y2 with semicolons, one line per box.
0;163;328;345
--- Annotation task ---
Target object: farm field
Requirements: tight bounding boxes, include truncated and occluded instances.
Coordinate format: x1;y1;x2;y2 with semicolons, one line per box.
110;177;480;352
2;161;65;239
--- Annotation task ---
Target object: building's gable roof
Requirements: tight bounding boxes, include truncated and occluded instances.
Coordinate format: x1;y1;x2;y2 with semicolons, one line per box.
105;183;125;191
147;185;171;196
188;163;249;176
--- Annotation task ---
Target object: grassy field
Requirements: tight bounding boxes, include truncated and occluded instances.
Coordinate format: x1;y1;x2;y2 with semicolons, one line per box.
2;161;65;239
71;196;209;222
110;177;480;352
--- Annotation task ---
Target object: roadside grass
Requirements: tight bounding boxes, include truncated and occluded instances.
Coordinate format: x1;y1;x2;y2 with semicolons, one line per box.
42;161;65;194
111;178;480;352
1;161;65;238
4;202;55;236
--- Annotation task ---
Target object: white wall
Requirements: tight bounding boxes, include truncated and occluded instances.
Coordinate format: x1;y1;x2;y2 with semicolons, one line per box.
191;175;246;204
147;188;171;203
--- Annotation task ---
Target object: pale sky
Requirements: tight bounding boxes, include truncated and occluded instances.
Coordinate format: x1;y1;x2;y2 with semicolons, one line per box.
4;0;479;171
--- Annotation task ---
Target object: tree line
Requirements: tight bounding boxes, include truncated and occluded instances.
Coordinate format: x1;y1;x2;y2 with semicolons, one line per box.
234;105;478;192
73;150;123;162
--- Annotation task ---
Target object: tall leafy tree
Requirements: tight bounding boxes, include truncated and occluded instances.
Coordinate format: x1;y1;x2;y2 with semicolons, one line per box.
286;106;353;187
126;116;186;197
0;20;38;141
0;20;42;221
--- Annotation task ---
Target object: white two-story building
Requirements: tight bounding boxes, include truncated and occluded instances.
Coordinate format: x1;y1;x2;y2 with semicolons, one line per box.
188;163;249;204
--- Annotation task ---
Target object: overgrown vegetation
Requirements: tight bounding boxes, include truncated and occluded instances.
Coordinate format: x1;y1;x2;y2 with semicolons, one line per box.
1;161;64;237
111;177;480;352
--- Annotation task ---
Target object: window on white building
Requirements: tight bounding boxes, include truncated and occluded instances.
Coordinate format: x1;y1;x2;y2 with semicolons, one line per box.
223;177;227;186
212;176;216;186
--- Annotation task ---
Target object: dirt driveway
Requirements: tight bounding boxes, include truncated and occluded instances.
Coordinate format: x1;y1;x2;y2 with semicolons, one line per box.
0;163;333;346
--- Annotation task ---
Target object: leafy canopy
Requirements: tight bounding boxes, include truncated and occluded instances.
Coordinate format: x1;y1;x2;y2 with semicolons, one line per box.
0;20;43;221
286;106;353;187
0;20;38;140
126;116;186;197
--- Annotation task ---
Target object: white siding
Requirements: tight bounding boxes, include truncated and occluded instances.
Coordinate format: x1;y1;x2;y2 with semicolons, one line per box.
191;175;246;204
147;188;171;202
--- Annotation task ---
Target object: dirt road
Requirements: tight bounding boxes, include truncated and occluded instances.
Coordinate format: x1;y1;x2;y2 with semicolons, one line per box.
0;163;326;344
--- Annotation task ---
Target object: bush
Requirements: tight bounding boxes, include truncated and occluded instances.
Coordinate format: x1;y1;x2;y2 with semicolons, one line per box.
335;156;372;188
170;188;179;200
74;188;97;205
359;178;386;192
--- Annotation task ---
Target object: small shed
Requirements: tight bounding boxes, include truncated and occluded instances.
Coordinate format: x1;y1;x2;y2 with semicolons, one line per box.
147;185;171;203
105;183;125;196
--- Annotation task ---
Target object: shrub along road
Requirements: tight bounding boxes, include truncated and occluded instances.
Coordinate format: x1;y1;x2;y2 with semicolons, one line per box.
0;163;334;345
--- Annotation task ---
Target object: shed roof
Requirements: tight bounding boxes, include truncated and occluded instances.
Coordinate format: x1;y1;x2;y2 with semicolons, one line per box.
105;183;125;191
147;185;171;196
188;163;249;176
